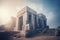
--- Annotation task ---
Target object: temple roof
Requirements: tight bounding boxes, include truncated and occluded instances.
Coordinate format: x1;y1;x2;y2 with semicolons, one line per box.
17;6;37;15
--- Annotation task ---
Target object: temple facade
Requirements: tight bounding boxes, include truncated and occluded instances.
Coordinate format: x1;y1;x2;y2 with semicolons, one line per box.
14;6;47;36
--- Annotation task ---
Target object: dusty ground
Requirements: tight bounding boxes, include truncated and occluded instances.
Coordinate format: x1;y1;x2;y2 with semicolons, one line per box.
13;36;60;40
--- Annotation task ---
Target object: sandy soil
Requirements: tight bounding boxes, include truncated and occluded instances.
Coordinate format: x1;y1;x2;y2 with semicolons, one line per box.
13;36;60;40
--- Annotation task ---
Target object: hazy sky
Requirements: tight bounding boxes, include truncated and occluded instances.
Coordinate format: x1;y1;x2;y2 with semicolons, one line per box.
27;0;60;28
0;0;60;28
0;0;26;24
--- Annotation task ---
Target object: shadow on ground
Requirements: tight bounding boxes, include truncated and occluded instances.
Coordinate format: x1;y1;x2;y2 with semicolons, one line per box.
0;32;13;40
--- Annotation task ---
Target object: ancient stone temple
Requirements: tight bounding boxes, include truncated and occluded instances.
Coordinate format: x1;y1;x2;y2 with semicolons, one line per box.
14;6;47;36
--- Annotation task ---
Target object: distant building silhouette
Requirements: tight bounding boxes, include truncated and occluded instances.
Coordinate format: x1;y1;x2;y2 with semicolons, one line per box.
0;25;5;31
14;6;48;36
56;26;60;36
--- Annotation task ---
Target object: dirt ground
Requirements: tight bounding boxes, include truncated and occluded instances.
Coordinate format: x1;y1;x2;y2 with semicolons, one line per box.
13;36;60;40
